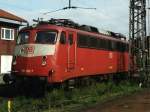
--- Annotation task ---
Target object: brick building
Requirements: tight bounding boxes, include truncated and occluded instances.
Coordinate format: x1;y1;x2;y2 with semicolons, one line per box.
0;9;27;75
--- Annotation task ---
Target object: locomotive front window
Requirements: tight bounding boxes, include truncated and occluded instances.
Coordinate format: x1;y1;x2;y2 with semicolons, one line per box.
17;32;29;44
35;31;57;44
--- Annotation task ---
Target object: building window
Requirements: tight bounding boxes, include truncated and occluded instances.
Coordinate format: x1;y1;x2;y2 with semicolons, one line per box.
1;28;14;40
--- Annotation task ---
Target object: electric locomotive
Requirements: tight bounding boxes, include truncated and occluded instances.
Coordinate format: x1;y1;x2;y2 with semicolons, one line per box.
3;19;129;86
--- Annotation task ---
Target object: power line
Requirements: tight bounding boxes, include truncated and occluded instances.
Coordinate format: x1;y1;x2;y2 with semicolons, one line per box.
43;0;96;15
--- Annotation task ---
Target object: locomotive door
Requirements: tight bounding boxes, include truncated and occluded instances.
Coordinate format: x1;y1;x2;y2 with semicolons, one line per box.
67;31;76;71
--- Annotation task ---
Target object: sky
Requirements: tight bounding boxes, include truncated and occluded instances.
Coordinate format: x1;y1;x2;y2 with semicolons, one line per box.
0;0;129;36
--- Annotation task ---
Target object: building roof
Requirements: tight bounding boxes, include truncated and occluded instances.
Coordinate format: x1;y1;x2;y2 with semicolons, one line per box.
0;9;27;23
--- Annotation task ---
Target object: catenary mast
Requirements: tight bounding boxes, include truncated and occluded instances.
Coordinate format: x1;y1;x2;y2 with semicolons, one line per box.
129;0;150;85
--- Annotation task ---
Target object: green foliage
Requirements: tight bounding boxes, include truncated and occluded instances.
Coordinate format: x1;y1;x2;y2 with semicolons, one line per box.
0;98;7;112
0;81;141;112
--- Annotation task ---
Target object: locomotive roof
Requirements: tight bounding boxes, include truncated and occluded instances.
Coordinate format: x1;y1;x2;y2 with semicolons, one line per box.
21;19;128;44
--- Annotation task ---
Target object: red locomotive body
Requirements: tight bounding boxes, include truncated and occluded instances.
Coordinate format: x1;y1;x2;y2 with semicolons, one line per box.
10;19;129;84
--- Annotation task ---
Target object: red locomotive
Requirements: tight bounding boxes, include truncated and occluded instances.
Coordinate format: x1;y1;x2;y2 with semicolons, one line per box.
4;19;129;86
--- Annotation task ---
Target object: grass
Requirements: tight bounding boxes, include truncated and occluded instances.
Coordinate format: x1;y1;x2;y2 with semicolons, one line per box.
0;81;142;112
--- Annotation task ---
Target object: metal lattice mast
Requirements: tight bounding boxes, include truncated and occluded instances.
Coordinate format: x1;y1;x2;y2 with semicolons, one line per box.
147;0;150;79
129;0;147;80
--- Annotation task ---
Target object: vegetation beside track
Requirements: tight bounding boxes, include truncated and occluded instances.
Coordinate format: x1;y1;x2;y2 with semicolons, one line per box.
0;81;142;112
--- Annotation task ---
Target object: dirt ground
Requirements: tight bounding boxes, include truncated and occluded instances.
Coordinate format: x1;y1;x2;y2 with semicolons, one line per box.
83;89;150;112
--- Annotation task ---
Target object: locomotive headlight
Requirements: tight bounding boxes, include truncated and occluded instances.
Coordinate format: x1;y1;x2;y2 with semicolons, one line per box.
12;56;17;65
42;56;47;66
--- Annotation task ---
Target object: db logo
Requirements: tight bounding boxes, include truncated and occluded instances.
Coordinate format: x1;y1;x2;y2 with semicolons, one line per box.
21;46;35;54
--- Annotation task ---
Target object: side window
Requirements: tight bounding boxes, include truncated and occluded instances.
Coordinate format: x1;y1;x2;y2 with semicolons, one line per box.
121;43;124;52
122;43;126;52
88;36;98;48
100;39;105;49
104;39;108;50
68;33;73;45
97;38;101;49
98;38;114;50
108;40;112;50
126;44;129;52
77;34;88;47
112;41;116;51
116;42;119;51
60;31;66;44
117;42;122;52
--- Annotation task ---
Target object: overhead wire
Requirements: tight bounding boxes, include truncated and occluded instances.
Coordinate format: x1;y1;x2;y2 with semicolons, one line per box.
43;0;96;15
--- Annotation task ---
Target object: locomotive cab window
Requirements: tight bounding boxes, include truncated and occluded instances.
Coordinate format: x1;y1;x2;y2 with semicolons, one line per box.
60;31;66;44
17;32;29;44
36;31;57;44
